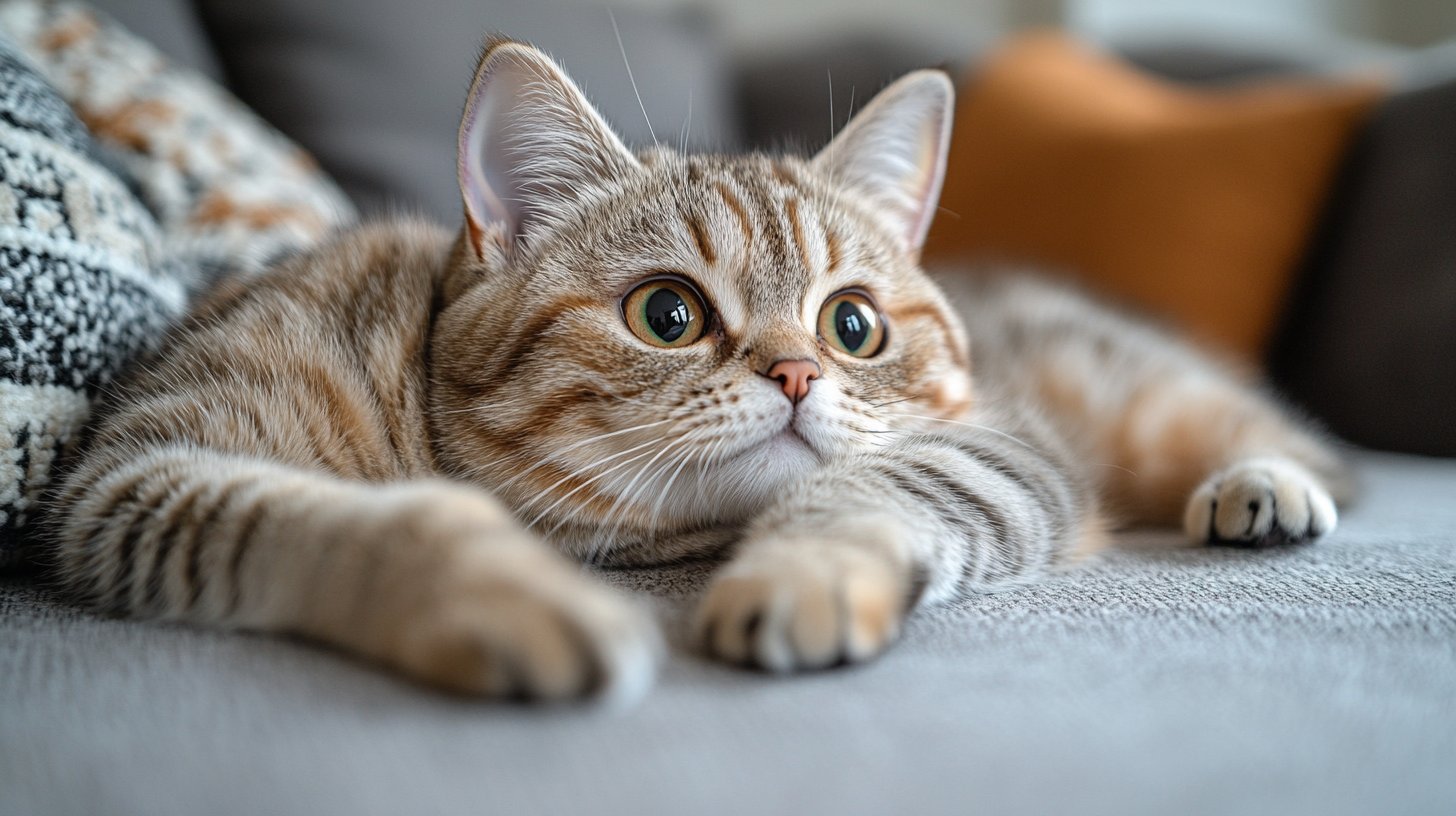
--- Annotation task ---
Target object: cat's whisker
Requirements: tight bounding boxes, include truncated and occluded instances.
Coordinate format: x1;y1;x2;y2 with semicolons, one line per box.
520;436;679;528
581;430;700;547
540;427;693;554
643;436;704;534
894;413;1039;452
489;418;675;496
605;428;712;549
610;10;657;146
680;91;693;153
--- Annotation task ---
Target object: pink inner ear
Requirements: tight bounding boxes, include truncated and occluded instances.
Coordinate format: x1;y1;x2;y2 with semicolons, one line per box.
456;43;642;256
811;71;954;254
459;60;526;242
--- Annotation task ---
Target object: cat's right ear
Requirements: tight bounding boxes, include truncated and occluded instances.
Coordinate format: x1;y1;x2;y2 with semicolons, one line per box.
457;38;639;257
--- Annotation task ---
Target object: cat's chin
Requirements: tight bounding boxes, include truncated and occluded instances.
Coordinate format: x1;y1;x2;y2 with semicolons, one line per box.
706;430;824;507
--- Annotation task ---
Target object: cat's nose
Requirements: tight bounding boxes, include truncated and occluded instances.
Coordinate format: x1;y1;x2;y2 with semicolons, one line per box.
761;359;820;405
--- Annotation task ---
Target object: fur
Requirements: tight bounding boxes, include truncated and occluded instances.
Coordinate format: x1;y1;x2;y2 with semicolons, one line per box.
47;40;1349;701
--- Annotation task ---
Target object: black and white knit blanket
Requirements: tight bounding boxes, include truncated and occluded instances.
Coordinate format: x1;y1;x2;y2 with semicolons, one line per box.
0;0;356;564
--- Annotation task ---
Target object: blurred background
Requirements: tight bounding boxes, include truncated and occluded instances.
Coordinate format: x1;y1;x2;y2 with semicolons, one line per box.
87;0;1456;456
626;0;1456;53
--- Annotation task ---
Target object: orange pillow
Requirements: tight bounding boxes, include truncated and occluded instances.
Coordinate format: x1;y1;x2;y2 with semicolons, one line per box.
924;32;1383;358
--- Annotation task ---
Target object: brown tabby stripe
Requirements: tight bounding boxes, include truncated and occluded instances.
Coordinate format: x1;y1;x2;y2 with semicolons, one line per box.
222;496;269;617
686;214;717;265
824;226;844;275
770;160;800;188
183;479;247;612
140;483;206;612
108;474;178;613
522;461;623;519
494;295;599;380
714;181;754;245
887;301;969;369
783;197;813;274
308;371;386;471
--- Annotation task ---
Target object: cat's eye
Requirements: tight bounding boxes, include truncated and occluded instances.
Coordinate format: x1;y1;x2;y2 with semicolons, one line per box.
622;277;709;348
818;290;886;358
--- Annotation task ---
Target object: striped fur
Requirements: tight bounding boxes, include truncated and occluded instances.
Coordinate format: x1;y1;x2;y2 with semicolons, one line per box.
49;41;1348;696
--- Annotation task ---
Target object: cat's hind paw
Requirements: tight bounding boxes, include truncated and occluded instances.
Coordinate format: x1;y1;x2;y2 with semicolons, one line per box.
1183;457;1337;547
692;541;908;673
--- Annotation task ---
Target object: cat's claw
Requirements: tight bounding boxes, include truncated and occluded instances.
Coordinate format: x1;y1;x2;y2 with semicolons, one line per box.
693;542;906;672
1184;457;1337;547
394;546;660;705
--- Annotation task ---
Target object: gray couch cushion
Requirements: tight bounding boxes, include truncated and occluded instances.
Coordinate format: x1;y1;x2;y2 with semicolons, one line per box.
1271;49;1456;456
194;0;740;220
3;450;1454;815
87;0;224;79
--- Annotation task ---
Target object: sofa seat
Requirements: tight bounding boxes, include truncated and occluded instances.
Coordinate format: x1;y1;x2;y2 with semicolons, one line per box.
2;450;1453;816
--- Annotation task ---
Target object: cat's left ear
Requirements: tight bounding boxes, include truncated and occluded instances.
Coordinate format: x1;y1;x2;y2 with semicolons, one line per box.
811;70;954;254
458;38;639;257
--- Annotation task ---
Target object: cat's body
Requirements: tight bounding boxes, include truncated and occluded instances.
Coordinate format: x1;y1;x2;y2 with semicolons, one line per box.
49;40;1348;701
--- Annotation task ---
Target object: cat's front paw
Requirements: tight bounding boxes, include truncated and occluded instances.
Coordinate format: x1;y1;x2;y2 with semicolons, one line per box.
394;545;660;704
1183;457;1337;546
693;541;909;672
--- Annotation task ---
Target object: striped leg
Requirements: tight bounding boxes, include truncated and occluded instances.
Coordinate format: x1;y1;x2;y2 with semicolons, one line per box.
694;423;1096;672
53;446;659;701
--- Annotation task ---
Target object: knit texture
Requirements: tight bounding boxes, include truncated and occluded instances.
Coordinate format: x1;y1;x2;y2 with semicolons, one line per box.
0;1;355;559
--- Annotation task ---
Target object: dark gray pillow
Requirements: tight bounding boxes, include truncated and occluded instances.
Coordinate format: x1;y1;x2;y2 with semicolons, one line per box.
1269;53;1456;456
87;0;225;80
194;0;740;220
736;35;968;152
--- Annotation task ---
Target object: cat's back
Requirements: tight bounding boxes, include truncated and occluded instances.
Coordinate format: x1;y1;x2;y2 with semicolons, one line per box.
89;219;456;480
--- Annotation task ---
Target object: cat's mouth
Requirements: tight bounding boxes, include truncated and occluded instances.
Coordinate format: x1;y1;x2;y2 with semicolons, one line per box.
715;422;822;471
762;423;824;461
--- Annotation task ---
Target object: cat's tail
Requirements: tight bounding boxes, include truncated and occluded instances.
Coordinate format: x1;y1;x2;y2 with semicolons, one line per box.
48;444;660;702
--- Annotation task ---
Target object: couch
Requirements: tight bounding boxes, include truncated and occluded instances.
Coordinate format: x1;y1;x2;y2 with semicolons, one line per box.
3;2;1454;814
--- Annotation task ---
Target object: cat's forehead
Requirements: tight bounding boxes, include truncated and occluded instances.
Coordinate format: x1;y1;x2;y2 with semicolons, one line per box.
583;151;904;329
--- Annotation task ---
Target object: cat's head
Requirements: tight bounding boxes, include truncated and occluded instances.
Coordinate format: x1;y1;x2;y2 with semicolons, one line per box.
431;39;971;562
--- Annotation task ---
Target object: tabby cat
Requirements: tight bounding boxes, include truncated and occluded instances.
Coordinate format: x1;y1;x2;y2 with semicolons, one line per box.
51;39;1350;702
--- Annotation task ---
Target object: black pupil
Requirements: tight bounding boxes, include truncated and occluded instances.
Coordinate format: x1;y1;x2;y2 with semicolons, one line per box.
645;288;691;342
835;300;871;352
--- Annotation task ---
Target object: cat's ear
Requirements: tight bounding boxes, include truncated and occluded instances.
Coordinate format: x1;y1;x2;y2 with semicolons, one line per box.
457;38;639;256
811;70;954;254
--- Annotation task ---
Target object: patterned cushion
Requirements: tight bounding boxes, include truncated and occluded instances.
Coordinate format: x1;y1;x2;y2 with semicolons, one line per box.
0;1;356;563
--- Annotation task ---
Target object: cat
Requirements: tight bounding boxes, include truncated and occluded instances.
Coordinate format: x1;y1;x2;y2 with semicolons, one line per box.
49;38;1350;703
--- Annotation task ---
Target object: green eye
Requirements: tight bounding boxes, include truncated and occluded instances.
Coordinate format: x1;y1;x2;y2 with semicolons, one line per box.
622;278;708;347
818;290;886;357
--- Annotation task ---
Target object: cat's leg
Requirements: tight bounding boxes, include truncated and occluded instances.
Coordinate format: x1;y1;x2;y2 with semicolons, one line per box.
693;421;1098;672
1089;350;1351;547
53;445;659;701
950;275;1352;548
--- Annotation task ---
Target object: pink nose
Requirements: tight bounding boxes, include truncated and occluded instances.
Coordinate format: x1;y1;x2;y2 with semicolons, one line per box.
762;359;820;405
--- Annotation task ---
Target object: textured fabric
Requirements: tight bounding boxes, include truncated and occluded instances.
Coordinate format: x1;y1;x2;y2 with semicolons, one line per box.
0;33;183;552
0;0;355;557
2;450;1453;815
1270;50;1456;457
0;0;357;283
923;33;1382;360
194;0;740;220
